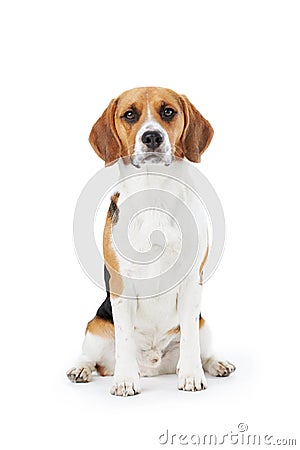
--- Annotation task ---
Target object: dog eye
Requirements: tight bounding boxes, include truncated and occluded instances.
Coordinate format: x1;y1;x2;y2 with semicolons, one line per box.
160;107;177;121
122;109;138;123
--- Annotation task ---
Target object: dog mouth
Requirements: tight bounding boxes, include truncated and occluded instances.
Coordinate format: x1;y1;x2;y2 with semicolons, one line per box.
130;152;174;168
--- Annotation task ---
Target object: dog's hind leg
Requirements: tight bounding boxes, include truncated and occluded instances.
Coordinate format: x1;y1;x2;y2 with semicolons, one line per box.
66;316;115;383
200;318;236;378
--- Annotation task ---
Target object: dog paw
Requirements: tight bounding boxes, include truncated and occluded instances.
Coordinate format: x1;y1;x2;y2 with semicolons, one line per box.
177;368;207;392
110;376;141;397
203;358;236;377
66;367;92;383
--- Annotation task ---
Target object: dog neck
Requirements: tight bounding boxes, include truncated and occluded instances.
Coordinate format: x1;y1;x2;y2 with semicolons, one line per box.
114;159;194;217
117;158;188;190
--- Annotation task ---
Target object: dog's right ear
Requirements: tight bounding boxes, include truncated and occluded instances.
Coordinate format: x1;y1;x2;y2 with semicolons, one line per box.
89;99;122;166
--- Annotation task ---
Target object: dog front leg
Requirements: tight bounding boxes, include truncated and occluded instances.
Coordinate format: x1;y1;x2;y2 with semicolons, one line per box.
177;282;207;391
110;297;140;396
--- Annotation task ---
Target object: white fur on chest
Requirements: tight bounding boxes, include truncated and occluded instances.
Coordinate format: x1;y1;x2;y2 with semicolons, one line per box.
115;195;183;282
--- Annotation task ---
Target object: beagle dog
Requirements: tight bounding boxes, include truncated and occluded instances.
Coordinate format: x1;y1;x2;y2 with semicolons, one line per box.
67;87;235;396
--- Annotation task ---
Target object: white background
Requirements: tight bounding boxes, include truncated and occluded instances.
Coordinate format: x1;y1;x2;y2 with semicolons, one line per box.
1;1;299;449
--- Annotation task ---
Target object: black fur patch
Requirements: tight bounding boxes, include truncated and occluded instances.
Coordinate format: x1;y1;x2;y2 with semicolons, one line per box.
96;265;114;324
108;192;120;224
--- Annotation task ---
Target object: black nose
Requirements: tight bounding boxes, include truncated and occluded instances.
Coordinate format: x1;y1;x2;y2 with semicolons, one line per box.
141;131;163;150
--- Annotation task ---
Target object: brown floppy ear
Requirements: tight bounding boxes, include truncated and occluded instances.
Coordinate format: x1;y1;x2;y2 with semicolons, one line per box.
89;98;122;166
178;95;214;163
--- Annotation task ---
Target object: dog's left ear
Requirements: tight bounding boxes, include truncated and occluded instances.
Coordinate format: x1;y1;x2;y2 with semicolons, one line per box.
178;95;214;163
89;98;122;166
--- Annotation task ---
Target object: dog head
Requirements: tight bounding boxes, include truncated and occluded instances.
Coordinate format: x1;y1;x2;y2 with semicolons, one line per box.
89;87;214;167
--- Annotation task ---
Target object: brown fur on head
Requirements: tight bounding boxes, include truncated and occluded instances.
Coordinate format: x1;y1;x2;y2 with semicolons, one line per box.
89;87;214;166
